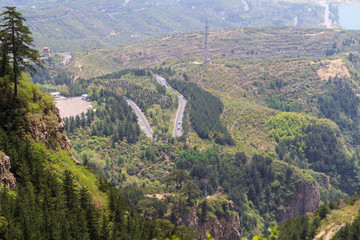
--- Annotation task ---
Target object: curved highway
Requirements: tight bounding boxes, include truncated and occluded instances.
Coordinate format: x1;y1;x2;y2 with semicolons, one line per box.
155;75;171;88
155;75;187;137
123;96;154;139
241;0;249;12
173;95;187;137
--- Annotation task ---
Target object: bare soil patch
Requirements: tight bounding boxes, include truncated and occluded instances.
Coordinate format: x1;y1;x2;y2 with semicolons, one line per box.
317;59;350;81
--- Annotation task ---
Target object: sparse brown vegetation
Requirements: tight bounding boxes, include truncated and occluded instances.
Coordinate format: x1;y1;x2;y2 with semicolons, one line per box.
67;27;360;79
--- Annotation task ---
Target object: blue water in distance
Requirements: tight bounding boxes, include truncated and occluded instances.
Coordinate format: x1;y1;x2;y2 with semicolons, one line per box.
339;4;360;30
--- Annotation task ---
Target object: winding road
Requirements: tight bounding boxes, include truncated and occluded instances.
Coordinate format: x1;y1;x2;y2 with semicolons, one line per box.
155;75;171;88
241;0;250;12
59;52;72;66
123;96;154;139
155;76;187;137
173;95;187;137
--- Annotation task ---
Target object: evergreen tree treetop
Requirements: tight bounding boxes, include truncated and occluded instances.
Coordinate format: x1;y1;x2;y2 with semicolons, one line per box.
0;6;41;102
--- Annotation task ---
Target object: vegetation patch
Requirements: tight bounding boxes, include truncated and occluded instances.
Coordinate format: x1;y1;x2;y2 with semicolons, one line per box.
169;80;234;145
268;112;359;194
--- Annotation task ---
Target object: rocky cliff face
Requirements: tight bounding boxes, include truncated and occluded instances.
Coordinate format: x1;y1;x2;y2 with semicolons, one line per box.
316;174;330;190
26;104;79;165
280;182;320;220
184;198;241;240
0;154;16;189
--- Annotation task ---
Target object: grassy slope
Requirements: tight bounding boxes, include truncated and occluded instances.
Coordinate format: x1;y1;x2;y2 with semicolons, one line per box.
65;27;360;79
167;56;355;155
313;200;360;240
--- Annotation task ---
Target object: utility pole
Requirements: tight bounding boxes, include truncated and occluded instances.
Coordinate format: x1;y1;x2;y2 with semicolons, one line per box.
203;179;208;197
203;18;210;64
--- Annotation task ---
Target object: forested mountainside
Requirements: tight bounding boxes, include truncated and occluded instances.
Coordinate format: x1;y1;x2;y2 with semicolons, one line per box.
0;7;197;240
2;72;360;239
10;0;328;51
3;2;360;238
29;26;360;239
0;73;202;239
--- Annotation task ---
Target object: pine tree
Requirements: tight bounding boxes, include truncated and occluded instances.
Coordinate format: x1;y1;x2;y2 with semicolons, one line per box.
79;187;100;240
75;115;81;128
0;33;9;77
200;200;208;224
0;6;41;101
62;170;78;211
101;213;110;240
16;164;41;240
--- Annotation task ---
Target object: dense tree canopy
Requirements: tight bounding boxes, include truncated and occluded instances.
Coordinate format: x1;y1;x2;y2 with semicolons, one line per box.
268;112;360;194
169;79;233;145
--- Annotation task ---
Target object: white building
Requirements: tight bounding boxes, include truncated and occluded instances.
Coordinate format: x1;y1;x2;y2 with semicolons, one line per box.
51;92;61;98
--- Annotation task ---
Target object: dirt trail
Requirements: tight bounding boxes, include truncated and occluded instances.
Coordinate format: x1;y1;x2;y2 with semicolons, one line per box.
313;223;345;240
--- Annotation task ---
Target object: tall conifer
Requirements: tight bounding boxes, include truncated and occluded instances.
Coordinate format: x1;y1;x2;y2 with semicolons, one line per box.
0;6;41;102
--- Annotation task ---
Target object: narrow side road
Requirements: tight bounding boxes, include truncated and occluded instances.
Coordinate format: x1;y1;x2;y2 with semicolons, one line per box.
123;96;154;139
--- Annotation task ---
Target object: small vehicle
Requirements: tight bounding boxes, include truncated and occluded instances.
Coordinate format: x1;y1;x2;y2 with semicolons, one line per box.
178;121;181;125
177;127;180;130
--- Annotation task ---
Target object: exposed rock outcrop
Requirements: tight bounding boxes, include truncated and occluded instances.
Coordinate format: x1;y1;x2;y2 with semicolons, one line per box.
349;52;360;71
184;197;241;240
316;174;330;190
0;154;16;189
280;182;320;220
26;104;80;165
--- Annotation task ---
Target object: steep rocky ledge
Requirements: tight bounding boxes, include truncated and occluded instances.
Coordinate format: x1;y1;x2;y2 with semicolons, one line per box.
0;153;16;189
26;103;80;165
280;182;321;220
184;196;241;240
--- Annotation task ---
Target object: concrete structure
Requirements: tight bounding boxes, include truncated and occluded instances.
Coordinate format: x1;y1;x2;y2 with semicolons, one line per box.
51;92;61;98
